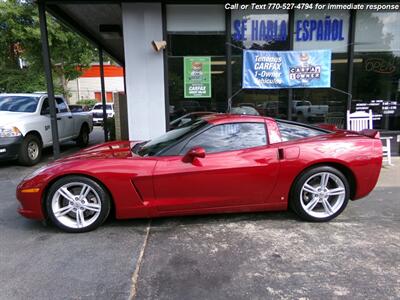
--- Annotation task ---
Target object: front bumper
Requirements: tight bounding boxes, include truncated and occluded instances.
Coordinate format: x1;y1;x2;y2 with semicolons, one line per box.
93;118;103;125
16;180;45;220
0;136;23;161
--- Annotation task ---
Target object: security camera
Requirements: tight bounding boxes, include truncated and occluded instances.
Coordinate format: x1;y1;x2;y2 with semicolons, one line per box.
151;40;167;52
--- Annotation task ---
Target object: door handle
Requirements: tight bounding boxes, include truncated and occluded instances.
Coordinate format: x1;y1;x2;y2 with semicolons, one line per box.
68;116;72;119
278;148;284;160
57;117;61;120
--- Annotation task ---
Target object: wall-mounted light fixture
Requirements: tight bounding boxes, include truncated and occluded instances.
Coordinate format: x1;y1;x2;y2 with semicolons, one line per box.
152;40;167;52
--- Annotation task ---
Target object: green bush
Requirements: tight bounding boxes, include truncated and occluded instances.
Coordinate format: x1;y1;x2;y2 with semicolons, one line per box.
77;99;97;108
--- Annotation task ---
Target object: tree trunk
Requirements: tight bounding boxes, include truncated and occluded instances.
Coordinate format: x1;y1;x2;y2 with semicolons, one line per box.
60;71;70;104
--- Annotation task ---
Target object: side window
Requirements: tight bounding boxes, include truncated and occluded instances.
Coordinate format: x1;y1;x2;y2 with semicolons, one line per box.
277;122;325;142
56;98;69;113
41;99;50;115
181;123;267;154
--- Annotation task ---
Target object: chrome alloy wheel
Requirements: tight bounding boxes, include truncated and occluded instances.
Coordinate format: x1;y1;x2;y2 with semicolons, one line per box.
27;141;39;160
51;182;102;229
300;172;346;219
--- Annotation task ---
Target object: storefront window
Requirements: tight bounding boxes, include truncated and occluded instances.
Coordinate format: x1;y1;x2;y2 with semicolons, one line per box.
230;9;289;118
166;5;226;122
352;9;400;131
292;10;350;127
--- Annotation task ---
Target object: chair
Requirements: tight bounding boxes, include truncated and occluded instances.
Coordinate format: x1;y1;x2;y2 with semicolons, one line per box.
346;110;373;131
381;136;393;166
325;113;345;129
347;109;393;166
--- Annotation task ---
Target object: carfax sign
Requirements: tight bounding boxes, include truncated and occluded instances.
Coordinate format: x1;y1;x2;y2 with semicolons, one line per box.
184;56;211;98
242;49;331;89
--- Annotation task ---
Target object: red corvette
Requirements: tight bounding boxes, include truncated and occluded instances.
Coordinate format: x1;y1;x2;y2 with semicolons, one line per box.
16;114;382;232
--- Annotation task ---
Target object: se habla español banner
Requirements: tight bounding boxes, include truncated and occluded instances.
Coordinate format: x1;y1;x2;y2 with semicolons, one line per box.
242;49;332;89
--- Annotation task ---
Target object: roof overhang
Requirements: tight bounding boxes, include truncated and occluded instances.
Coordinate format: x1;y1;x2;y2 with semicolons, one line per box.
39;0;125;66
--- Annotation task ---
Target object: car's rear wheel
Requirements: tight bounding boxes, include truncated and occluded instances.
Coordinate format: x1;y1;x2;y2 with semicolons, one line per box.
290;166;349;222
45;176;110;233
76;124;89;148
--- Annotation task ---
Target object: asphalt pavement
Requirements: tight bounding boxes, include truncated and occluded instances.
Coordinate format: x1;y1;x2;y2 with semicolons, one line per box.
0;135;399;300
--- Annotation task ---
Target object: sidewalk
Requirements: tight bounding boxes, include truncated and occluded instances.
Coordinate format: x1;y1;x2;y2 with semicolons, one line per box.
377;157;400;187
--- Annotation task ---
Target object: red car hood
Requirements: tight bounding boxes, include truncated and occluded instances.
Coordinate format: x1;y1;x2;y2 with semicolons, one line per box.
60;140;141;161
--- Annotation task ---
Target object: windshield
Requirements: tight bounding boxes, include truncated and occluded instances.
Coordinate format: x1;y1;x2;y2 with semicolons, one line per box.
0;95;40;113
136;119;207;156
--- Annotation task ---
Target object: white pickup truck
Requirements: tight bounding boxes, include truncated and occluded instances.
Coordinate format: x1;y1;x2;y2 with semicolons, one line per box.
91;102;114;125
0;93;93;165
292;100;329;122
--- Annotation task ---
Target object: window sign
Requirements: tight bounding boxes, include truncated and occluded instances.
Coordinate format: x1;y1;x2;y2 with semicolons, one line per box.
355;100;399;120
232;15;288;43
294;11;349;53
184;57;211;98
242;49;332;89
231;10;288;49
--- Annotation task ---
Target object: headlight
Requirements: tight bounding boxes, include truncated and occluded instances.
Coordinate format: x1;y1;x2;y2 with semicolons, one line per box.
107;113;113;117
0;126;22;138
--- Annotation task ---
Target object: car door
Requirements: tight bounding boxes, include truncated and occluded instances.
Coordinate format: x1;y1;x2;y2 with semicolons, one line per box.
39;98;53;146
55;98;74;140
152;122;280;212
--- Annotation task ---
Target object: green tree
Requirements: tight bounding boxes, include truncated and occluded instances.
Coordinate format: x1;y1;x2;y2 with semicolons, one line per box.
0;0;96;101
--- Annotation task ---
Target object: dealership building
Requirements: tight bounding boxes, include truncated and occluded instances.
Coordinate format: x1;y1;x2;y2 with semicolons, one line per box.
39;1;399;154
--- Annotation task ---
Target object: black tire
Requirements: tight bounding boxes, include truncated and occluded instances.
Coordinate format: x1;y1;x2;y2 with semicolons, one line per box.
18;134;42;166
290;166;350;222
76;124;89;148
45;176;111;233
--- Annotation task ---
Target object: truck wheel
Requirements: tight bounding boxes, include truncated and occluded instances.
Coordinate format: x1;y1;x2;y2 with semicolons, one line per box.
76;125;89;148
18;134;42;166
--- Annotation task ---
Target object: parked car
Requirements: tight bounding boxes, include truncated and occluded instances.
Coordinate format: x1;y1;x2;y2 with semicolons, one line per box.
170;112;213;129
91;103;114;125
292;100;328;122
258;101;288;119
69;104;91;112
0;93;93;165
16;114;382;232
230;105;260;116
69;105;83;113
170;101;208;120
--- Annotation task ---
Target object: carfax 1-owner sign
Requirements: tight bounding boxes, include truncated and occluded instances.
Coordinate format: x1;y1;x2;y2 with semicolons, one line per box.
242;49;331;89
184;57;211;98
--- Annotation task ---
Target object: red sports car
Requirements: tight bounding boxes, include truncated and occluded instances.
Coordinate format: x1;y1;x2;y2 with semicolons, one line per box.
16;114;382;233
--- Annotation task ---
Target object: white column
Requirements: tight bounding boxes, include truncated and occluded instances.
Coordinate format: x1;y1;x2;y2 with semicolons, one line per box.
122;2;166;140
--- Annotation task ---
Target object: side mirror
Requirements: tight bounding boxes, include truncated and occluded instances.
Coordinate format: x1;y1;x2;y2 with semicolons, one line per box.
182;147;206;163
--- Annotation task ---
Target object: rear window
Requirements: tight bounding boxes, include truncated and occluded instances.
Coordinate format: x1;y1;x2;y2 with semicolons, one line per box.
277;121;326;142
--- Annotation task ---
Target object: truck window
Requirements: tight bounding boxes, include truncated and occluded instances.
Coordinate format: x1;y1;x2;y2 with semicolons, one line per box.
0;95;39;113
56;98;69;113
41;99;50;115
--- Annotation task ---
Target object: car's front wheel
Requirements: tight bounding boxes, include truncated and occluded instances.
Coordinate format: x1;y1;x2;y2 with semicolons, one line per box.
290;166;350;222
18;134;42;166
45;176;111;233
